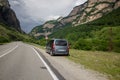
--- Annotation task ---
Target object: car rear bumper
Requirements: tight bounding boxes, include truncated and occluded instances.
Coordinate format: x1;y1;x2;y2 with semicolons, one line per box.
53;51;69;55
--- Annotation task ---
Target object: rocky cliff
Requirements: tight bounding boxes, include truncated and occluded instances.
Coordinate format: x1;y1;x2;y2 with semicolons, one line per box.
31;0;120;38
62;0;120;26
0;0;21;32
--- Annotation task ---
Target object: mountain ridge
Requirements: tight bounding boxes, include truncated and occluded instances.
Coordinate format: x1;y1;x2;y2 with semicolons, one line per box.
30;0;120;38
40;7;120;53
0;0;31;43
0;0;22;32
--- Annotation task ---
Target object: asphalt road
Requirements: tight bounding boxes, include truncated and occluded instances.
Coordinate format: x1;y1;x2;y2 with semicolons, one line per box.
0;42;58;80
0;42;108;80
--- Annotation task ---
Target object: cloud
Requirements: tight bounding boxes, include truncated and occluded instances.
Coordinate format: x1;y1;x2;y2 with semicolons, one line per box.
19;0;75;21
75;0;87;6
47;15;60;20
9;0;87;33
9;0;20;6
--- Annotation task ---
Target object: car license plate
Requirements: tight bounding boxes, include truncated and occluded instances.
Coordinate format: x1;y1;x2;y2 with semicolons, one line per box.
59;49;65;51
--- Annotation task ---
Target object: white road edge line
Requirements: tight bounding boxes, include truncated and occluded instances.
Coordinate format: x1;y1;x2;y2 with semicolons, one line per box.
0;45;18;58
32;47;59;80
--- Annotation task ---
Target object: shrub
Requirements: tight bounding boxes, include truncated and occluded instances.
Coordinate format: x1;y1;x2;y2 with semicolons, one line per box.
73;39;92;50
113;40;120;53
0;36;10;43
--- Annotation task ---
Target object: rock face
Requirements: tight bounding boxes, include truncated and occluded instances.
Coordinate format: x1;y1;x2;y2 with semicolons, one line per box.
31;0;120;38
62;0;120;26
30;20;59;37
0;0;21;32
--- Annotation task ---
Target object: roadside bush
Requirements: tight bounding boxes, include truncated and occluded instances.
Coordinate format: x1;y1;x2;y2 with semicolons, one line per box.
73;39;108;51
92;39;108;51
0;36;10;43
34;39;47;46
113;40;120;53
73;39;92;50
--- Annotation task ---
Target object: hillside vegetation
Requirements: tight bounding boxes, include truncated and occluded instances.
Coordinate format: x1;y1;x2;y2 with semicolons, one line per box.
30;0;120;38
47;7;120;52
30;20;63;39
0;23;33;44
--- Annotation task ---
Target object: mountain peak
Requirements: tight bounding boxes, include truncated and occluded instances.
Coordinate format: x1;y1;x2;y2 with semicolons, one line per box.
0;0;22;32
0;0;10;7
70;0;120;25
30;0;120;38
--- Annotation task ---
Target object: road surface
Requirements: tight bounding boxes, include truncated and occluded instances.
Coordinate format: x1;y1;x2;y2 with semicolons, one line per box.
0;42;108;80
0;42;59;80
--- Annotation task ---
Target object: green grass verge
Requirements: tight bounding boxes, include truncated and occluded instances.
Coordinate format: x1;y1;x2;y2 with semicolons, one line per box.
67;49;120;80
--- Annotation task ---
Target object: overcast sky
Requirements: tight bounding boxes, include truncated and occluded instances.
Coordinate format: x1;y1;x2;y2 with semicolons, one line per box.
8;0;87;33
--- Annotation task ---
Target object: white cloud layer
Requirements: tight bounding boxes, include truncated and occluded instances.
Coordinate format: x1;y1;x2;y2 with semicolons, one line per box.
9;0;87;33
75;0;87;6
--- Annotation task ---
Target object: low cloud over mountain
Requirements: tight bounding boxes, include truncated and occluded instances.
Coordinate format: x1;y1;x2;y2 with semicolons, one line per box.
8;0;87;33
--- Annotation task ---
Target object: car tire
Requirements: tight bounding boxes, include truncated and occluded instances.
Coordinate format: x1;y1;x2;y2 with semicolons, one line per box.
50;50;54;56
66;54;70;56
46;50;48;53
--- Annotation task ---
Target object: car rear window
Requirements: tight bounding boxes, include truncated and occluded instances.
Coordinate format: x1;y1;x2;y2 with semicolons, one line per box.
55;40;67;46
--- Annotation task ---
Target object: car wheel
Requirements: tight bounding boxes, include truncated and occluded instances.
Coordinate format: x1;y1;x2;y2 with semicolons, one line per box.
46;50;48;53
50;50;54;56
66;54;70;56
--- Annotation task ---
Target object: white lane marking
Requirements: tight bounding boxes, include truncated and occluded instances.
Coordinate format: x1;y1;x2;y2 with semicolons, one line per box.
32;47;59;80
0;48;12;53
0;45;18;58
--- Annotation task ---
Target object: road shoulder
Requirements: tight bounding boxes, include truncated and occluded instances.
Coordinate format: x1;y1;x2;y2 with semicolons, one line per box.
34;46;109;80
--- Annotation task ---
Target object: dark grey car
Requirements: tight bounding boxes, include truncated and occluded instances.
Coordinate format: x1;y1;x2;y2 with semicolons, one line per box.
46;39;69;56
